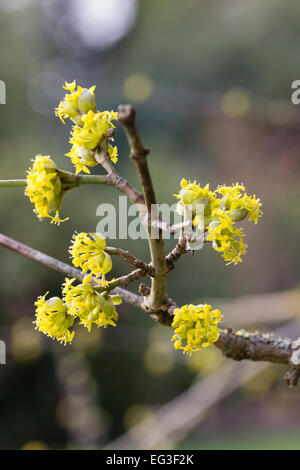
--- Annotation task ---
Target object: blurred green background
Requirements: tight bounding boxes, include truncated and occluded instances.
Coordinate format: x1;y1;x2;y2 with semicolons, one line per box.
1;0;300;450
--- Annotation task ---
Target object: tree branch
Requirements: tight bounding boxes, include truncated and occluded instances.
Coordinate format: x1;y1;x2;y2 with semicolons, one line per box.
1;232;300;385
117;268;149;288
0;233;143;308
166;235;187;269
118;104;168;313
215;329;300;386
106;246;154;276
57;171;108;186
216;329;293;366
0;173;108;188
0;179;27;187
105;320;300;449
117;105;150;159
95;149;146;218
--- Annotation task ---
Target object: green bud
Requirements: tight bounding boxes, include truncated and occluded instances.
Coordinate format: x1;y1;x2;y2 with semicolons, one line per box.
46;297;66;311
97;293;106;307
52;177;62;197
61;100;83;125
43;158;58;173
102;300;116;316
220;196;231;210
65;315;74;329
110;295;122;305
71;115;84;125
192;197;209;213
105;128;115;138
182;189;194;205
78;89;96;114
62;100;79;118
90;307;100;321
47;193;63;213
229;208;248;222
78;146;97;165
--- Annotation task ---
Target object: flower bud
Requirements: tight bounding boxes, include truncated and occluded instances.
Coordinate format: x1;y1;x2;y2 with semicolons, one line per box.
62;276;119;330
110;295;122;305
78;89;96;114
229;208;248;222
90;306;102;322
43;157;57;171
25;155;69;224
45;297;66;311
62;100;79;117
47;193;64;213
181;189;194;205
196;212;212;229
56;81;96;125
105;128;115;138
102;300;116;317
34;293;74;344
191;197;209;214
69;232;112;279
59;100;83;124
52;176;62;196
220;196;231;210
78;146;97;165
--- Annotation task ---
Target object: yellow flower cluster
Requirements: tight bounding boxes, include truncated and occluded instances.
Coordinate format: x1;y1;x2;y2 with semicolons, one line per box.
69;109;118;173
34;294;74;344
174;178;215;210
172;304;221;354
27;80;264;356
56;81;118;174
216;183;262;224
55;80;96;125
25;155;68;225
70;110;118;151
34;230;121;343
69;232;112;280
206;210;246;265
62;276;121;331
175;179;262;265
65;143;98;175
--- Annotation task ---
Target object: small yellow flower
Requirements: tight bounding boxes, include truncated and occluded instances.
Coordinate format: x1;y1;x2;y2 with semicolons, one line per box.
172;304;221;354
34;294;74;344
69;232;112;279
108;142;118;164
55;80;96;124
70;109;118;157
207;210;247;265
66;143;98;174
25;155;69;225
174;179;262;265
174;179;220;232
216;183;262;224
174;178;217;215
57;81;118;172
62;276;120;331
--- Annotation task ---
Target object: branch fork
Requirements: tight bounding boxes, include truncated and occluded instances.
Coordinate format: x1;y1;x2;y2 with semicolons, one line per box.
1;104;299;386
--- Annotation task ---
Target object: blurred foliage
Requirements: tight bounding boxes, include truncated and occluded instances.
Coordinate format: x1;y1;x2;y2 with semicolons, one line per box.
181;430;300;450
0;0;300;449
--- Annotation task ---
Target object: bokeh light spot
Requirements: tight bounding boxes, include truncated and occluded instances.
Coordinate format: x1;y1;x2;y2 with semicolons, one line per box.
144;342;174;376
222;87;250;119
123;404;155;436
21;440;49;450
11;317;42;364
123;73;153;104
